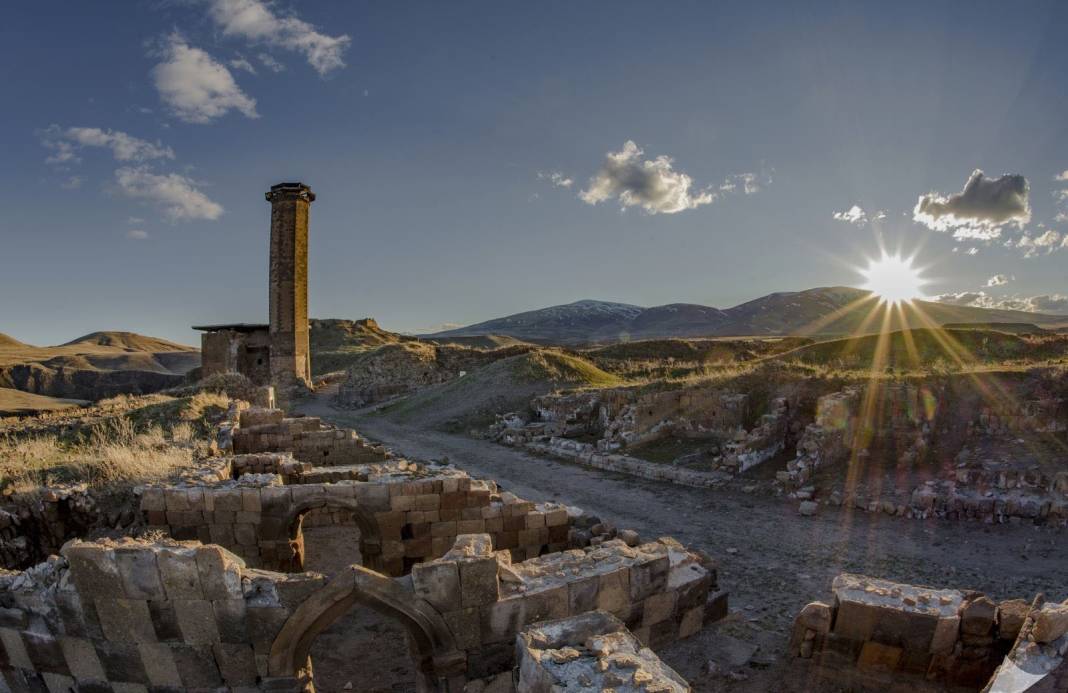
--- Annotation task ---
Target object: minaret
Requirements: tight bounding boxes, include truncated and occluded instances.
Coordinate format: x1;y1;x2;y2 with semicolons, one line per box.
265;182;314;388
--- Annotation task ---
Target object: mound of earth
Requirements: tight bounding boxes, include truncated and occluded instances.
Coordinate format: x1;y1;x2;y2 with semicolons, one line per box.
427;334;533;349
370;349;621;431
0;387;87;416
337;342;537;407
0;330;199;401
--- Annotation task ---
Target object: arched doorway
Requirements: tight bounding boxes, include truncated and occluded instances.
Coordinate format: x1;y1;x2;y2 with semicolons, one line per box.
266;494;384;573
268;566;465;693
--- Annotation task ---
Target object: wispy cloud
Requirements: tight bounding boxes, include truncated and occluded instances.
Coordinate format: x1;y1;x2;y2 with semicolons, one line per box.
257;52;285;72
41;125;174;164
205;0;351;75
1012;229;1065;258
114;166;224;222
152;33;258;124
935;291;1068;314
537;171;573;188
60;175;85;190
228;55;257;74
126;229;150;240
913;170;1030;237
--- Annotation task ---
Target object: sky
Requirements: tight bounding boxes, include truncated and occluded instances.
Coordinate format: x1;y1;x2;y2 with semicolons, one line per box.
2;0;1067;347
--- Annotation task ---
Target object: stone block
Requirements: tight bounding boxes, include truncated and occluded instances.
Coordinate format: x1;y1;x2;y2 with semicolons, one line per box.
114;548;166;600
0;628;32;670
63;544;125;599
678;605;704;638
41;673;75;693
567;576;599;616
1033;603;1068;643
97;641;150;684
156;547;203;601
171;644;223;688
996;599;1030;641
137;643;182;688
960;595;996;636
213;599;247;643
459;557;500;608
195;545;244;600
96;599;156;643
857;640;902;673
480;598;526;644
146;599;182;641
930;615;960;653
643;591;677;626
412;560;461;613
596;568;631;617
59;637;106;681
213;643;258;686
22;633;69;675
629;555;669;601
443;607;481;650
174;600;221;644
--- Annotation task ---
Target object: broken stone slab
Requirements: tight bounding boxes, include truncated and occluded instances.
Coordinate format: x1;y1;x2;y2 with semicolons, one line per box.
1032;602;1068;644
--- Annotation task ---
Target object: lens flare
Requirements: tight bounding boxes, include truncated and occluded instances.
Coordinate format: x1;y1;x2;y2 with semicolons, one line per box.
860;252;926;305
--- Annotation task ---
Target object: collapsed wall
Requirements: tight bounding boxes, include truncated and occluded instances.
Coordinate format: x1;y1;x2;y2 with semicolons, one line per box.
788;573;1065;692
0;530;717;692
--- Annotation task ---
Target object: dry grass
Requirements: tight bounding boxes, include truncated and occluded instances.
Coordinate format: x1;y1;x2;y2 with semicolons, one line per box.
0;391;229;495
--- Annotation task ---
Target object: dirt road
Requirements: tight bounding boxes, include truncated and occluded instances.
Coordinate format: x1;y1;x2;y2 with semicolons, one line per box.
298;397;1067;690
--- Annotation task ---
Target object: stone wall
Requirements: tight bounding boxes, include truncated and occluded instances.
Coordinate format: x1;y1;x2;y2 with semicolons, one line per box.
232;408;391;466
0;532;717;692
983;596;1068;693
789;573;1030;691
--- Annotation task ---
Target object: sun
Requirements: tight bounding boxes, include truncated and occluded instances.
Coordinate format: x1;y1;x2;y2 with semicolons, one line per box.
860;252;926;305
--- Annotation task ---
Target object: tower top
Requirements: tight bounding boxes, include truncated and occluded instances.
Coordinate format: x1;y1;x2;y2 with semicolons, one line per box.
265;182;315;203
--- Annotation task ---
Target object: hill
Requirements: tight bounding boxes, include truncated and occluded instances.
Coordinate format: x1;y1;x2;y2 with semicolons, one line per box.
0;388;87;417
427;287;1068;344
0;330;199;401
776;328;1068;371
371;349;621;431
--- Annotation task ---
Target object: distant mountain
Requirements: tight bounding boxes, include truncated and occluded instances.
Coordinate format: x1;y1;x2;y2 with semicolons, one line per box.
427;287;1068;344
0;330;199;402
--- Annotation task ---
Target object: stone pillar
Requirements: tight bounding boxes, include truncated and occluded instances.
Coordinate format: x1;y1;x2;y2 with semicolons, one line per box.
265;182;314;388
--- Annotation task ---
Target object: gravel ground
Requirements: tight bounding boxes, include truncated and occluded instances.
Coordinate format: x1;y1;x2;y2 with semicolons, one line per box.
297;397;1067;691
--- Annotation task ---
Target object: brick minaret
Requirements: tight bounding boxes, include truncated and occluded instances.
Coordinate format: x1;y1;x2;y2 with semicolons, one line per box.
265;182;314;388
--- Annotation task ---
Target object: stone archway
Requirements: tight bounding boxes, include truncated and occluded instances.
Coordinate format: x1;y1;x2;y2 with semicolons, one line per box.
268;565;466;692
261;491;384;573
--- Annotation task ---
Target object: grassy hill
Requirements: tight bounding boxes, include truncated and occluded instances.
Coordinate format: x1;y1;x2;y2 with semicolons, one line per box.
776;328;1068;372
373;349;621;430
0;388;87;416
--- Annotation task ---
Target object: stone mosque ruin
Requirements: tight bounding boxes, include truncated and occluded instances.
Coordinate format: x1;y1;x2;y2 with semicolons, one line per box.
0;183;1065;692
194;183;316;391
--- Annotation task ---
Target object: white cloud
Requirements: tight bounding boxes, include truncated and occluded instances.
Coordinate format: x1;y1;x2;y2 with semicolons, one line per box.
152;33;258;124
1056;170;1068;182
833;205;867;225
126;229;150;240
537;171;573;188
934;291;1068;314
60;175;85;190
913;170;1031;235
114;166;224;221
229;55;257;74
206;0;351;75
1014;229;1064;258
580;140;717;215
257;52;285;72
986;274;1012;287
965;247;979;255
44;126;174;163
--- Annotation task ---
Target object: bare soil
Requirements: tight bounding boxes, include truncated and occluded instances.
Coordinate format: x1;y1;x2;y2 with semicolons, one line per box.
296;396;1068;692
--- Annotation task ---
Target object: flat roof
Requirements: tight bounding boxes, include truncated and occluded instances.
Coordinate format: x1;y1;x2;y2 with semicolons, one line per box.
191;323;269;333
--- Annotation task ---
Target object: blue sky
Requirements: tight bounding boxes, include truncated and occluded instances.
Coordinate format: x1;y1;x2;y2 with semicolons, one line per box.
2;0;1067;346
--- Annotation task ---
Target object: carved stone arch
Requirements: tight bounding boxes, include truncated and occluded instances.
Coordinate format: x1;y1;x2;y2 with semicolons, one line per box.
268;565;465;692
267;489;384;572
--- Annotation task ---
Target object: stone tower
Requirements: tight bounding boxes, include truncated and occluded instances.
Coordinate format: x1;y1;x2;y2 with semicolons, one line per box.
265;182;314;388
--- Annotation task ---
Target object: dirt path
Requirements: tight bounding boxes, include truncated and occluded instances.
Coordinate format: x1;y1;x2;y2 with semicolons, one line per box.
297;396;1067;690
